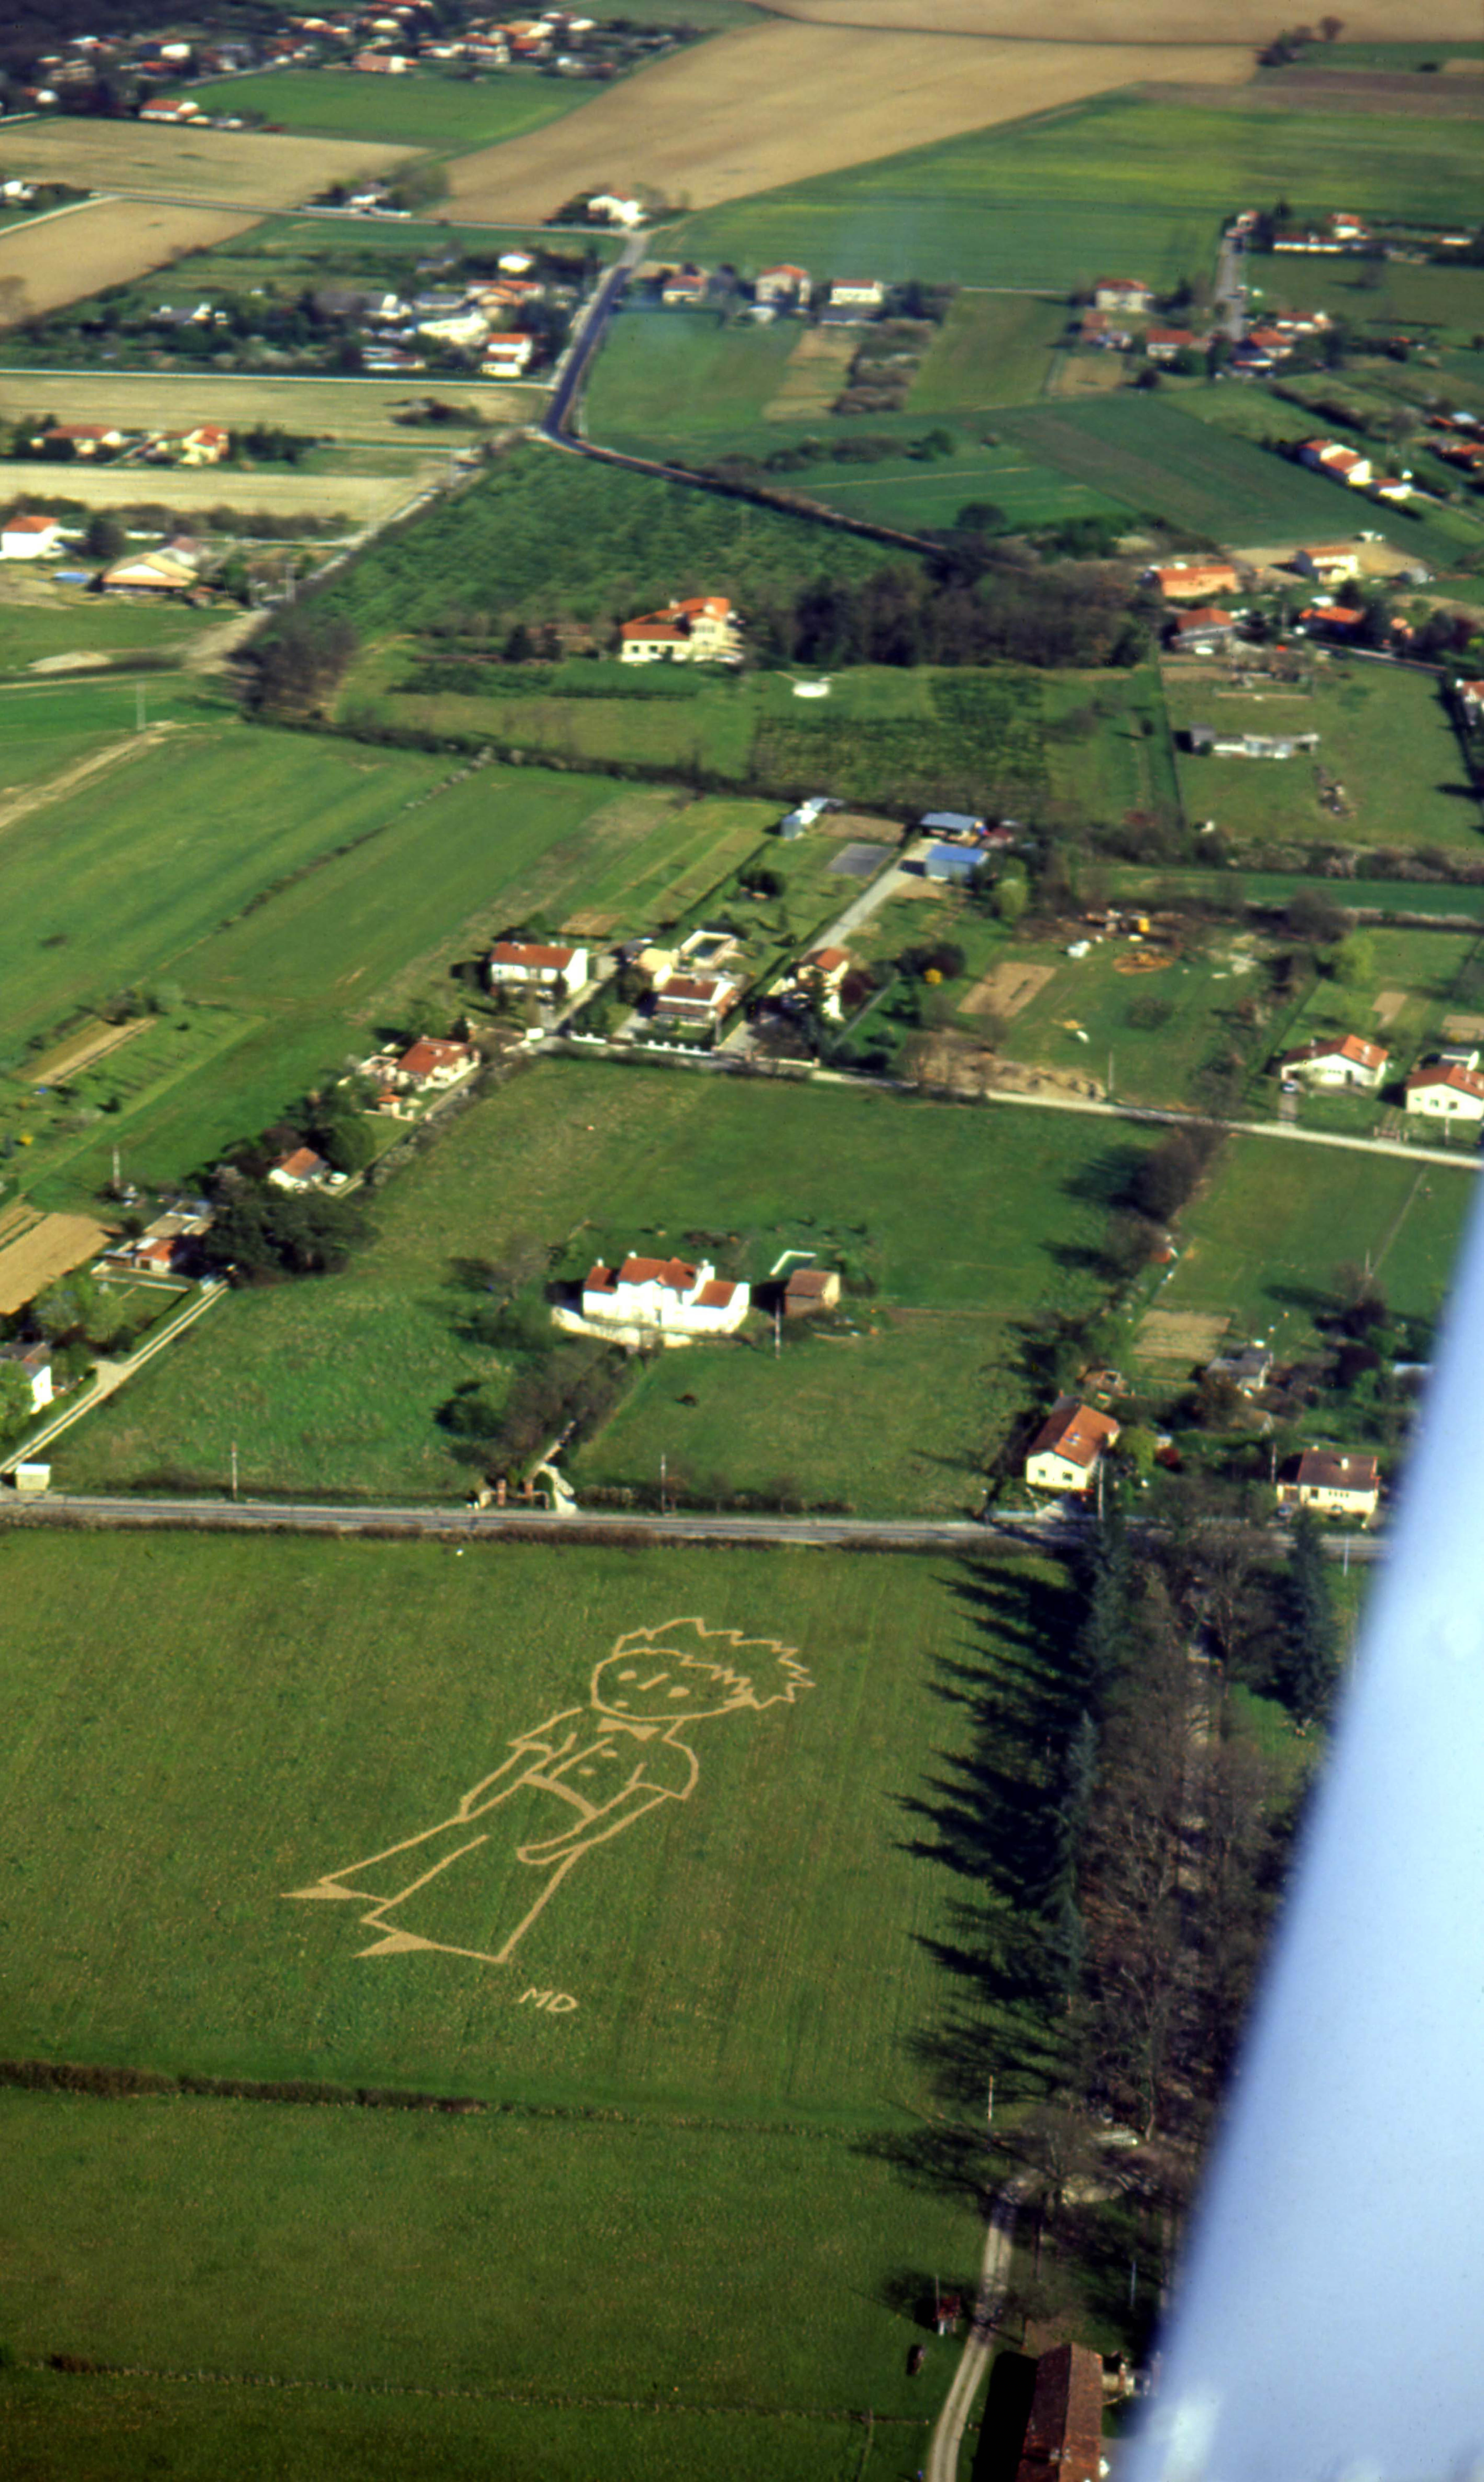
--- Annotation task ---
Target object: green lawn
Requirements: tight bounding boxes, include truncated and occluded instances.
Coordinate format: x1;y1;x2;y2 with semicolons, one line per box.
1105;865;1484;925
1243;250;1484;344
908;294;1065;414
670;92;1484;292
1152;1133;1474;1350
0;720;747;1209
0;2366;882;2482
1163;662;1483;852
0;1526;1084;2472
0;593;216;675
57;1059;1155;1510
178;65;597;151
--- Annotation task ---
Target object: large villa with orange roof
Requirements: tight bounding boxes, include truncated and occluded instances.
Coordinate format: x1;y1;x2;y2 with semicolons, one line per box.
619;595;741;666
577;1252;750;1337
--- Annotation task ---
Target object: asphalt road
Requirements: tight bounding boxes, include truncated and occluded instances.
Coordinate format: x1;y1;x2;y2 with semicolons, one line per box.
0;1492;1385;1560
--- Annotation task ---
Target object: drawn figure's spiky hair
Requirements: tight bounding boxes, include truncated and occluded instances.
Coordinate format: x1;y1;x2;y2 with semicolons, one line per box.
609;1618;812;1707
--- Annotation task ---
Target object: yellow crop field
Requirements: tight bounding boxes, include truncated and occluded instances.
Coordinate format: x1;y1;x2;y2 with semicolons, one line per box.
0;201;261;327
0;458;445;523
0;120;413;208
445;23;1251;222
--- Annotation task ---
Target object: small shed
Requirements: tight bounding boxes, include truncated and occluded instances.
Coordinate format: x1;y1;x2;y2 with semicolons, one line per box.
924;842;980;883
784;1267;841;1317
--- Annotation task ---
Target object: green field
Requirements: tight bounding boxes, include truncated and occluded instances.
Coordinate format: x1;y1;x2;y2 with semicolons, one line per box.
183;65;596;151
0;1528;1085;2474
0;719;776;1209
995;393;1466;559
909;294;1064;413
1164;662;1483;853
0;675;217;794
354;657;1126;818
671;92;1484;292
0;593;218;676
1106;865;1484;924
1151;1133;1474;1351
57;1060;1154;1510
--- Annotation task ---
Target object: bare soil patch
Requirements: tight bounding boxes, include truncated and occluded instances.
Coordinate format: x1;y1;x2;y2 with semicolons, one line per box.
562;907;620;936
0;1213;111;1317
964;959;1055;1019
444;27;1251;221
1113;950;1176;976
819;809;898;841
28;1018;151;1084
765;328;858;420
1444;1013;1484;1042
0;121;413;207
1372;989;1408;1027
0;201;260;327
1136;1308;1228;1364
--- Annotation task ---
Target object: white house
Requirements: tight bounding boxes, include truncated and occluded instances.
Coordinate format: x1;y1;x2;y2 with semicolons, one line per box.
1300;438;1373;488
486;939;588;990
754;263;811;307
1025;1397;1121;1493
268;1146;332;1192
1279;1034;1388;1090
619;595;740;666
1278;1447;1380;1522
1404;1062;1484;1121
1093;276;1153;313
589;192;643;227
394;1035;479;1090
581;1253;749;1335
480;331;535;374
0;1339;52;1414
417;309;491;348
652;973;739;1029
2;513;62;559
826;278;885;314
785;945;852;1018
1293;543;1362;584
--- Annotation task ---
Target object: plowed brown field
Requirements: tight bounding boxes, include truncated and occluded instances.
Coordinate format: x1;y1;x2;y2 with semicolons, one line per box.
0;202;260;327
446;23;1251;221
756;0;1482;36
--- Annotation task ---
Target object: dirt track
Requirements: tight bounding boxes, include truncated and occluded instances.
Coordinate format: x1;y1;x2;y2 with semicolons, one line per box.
754;0;1482;37
446;26;1252;221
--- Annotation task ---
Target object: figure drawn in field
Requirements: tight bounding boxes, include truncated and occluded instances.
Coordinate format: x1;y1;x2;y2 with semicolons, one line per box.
284;1619;812;1967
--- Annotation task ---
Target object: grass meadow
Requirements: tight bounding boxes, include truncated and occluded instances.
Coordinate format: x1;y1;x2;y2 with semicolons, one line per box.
182;65;595;152
1150;1133;1474;1354
1164;662;1483;851
0;1528;1080;2470
57;1059;1154;1508
670;91;1484;292
994;393;1461;557
0;721;754;1208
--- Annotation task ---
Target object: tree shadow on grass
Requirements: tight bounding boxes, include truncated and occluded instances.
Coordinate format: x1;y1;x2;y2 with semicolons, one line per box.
861;1553;1089;2206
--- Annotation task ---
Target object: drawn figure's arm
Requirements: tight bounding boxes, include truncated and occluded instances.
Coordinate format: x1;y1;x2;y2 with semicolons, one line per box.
517;1778;682;1862
456;1710;582;1819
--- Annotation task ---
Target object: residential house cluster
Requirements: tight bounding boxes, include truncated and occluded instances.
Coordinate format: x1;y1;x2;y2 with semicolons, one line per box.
1271;210;1372;254
19;418;230;468
348;260;553;376
1428;412;1484;484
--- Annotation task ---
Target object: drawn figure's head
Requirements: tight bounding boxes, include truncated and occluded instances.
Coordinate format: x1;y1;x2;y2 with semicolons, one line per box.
592;1620;812;1724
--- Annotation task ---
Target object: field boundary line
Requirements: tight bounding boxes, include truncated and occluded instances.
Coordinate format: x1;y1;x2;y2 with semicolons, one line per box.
23;2357;921;2426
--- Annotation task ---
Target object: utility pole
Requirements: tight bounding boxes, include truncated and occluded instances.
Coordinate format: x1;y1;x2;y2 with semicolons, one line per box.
230;1440;239;1502
111;1144;121;1196
986;2074;994;2131
774;1302;781;1359
136;680;145;734
659;1451;666;1515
